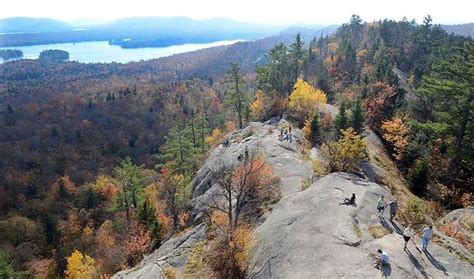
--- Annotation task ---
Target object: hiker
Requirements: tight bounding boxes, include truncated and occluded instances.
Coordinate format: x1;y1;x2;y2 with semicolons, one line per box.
421;225;434;251
387;199;398;221
244;146;249;162
223;138;230;147
340;193;356;205
288;125;293;142
375;249;390;269
403;224;414;250
279;127;284;141
282;131;289;141
377;196;386;218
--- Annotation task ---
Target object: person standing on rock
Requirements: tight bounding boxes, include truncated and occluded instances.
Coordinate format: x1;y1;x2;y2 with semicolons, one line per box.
403;224;414;250
421;225;434;251
375;249;390;269
387;199;398;221
377;196;386;218
288;125;293;142
244;146;249;163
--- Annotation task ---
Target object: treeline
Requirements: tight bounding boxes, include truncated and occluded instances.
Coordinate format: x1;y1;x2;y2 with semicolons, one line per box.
250;15;472;207
0;38;263;276
0;49;23;61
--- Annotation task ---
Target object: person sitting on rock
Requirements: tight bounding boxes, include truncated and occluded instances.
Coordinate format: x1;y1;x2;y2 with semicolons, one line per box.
377;196;386;218
403;224;414;250
282;131;289;141
375;249;390;269
339;193;356;205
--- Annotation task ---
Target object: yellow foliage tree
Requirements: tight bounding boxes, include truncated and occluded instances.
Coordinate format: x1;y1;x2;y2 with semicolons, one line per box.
321;128;369;173
381;117;410;160
288;79;327;123
250;90;270;120
65;250;98;279
205;128;223;148
225;121;236;133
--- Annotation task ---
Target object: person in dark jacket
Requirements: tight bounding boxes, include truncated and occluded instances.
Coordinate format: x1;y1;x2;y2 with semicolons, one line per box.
340;193;356;205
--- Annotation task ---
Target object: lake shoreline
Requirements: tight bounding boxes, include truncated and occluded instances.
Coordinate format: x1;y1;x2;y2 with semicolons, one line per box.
0;40;242;64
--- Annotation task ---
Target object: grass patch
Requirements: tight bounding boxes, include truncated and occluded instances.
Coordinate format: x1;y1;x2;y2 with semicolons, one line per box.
163;267;178;279
373;155;387;168
369;224;390;239
353;224;362;238
301;177;312;190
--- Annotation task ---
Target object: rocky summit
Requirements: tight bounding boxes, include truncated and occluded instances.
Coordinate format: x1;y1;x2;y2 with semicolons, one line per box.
115;120;473;278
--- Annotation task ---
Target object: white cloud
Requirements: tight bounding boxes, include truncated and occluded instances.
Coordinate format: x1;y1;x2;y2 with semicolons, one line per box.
2;0;472;25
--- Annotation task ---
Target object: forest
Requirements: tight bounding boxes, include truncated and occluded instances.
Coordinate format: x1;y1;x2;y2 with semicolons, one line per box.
0;15;472;277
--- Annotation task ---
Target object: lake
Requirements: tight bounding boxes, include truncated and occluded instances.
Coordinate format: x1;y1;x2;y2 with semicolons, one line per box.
0;40;241;64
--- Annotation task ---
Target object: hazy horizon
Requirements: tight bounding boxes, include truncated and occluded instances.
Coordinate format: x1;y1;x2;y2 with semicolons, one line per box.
2;0;473;25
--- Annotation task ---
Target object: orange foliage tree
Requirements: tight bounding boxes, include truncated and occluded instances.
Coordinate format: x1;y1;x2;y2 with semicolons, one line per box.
155;167;191;235
122;217;151;266
206;211;254;279
208;150;277;230
381;117;410;160
363;82;395;131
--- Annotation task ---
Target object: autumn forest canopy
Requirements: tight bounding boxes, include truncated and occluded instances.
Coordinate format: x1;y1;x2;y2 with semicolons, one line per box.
0;15;472;277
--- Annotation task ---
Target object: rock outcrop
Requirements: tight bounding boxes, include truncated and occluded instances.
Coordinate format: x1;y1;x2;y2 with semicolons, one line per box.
114;223;207;278
115;120;473;278
249;173;473;278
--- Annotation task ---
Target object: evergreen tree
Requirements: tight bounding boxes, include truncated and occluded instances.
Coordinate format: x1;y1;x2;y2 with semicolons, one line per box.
419;41;473;182
224;63;247;129
115;157;146;219
408;158;429;196
157;121;199;174
373;38;393;82
6;104;14;114
310;112;321;146
256;43;292;96
334;101;349;139
351;98;365;134
290;33;305;84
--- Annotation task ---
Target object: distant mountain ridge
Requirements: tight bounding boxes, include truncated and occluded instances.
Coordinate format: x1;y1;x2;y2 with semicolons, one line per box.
0;17;73;33
441;23;474;38
0;16;326;47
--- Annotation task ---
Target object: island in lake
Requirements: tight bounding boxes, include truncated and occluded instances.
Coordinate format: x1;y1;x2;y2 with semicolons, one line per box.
0;49;23;61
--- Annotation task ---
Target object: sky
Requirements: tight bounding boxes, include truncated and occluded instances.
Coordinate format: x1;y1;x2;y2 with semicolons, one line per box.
1;0;472;25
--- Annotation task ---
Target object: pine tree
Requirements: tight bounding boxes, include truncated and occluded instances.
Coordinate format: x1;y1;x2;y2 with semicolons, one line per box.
351;98;365;134
290;33;305;84
157;122;199;174
334;101;349;139
419;41;473;182
310;113;321;146
115;157;146;219
224;63;247;129
256;43;292;96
